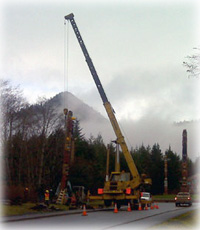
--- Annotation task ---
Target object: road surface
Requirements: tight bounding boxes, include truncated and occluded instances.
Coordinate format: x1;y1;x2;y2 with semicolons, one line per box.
2;203;199;229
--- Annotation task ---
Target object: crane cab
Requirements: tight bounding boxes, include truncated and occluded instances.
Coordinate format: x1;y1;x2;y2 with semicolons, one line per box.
110;171;130;182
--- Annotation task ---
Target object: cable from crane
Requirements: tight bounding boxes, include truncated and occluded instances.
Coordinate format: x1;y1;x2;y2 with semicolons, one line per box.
64;19;70;109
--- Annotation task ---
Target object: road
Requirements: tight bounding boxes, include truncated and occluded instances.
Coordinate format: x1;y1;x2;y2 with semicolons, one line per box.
2;203;199;229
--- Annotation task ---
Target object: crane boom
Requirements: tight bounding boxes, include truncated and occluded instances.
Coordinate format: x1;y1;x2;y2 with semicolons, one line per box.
65;13;141;187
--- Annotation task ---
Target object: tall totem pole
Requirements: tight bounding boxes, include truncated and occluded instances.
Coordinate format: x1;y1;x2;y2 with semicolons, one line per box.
181;129;189;192
56;108;76;204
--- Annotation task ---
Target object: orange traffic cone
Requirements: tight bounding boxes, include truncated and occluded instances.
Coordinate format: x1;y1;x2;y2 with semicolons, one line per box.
138;202;142;211
144;203;148;210
156;203;159;209
114;203;118;213
127;202;131;212
82;204;88;216
150;203;154;209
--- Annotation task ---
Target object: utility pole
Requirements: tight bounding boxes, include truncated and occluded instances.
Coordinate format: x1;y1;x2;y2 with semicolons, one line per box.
106;145;110;182
115;142;120;172
111;140;120;172
164;154;169;194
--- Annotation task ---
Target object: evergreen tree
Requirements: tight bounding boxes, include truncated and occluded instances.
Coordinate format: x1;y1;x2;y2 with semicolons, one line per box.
131;145;151;176
73;119;84;140
150;144;164;194
165;147;181;193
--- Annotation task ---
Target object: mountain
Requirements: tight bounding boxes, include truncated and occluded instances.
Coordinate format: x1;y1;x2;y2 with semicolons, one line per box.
48;91;115;141
47;91;199;161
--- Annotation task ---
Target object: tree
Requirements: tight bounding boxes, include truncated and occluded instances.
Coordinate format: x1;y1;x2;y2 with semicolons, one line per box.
150;144;164;194
165;148;181;193
73;119;84;140
33;97;62;187
0;80;28;185
131;145;150;175
45;128;65;190
69;134;107;193
187;158;195;177
183;47;200;78
0;80;27;142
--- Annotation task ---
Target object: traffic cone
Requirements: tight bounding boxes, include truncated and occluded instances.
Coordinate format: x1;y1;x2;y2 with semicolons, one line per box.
114;203;118;213
82;204;88;216
144;203;148;210
154;202;159;209
150;202;154;209
127;202;131;212
138;202;142;211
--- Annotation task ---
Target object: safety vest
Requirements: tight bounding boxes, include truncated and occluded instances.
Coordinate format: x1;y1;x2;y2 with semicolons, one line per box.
45;192;49;200
71;195;76;204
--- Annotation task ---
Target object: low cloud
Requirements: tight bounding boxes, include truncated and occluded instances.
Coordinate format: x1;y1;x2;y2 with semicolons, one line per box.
82;112;199;161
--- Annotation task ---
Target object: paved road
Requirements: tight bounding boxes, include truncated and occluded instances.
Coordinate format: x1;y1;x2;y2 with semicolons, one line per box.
2;203;199;229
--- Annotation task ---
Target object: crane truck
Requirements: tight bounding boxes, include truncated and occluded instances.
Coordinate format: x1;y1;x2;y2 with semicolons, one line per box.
64;13;152;209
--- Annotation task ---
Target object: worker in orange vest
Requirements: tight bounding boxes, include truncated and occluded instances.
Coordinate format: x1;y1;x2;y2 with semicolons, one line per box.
71;193;76;206
45;190;50;206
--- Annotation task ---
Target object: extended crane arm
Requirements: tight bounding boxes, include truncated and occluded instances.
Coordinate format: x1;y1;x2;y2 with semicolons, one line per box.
64;13;108;103
65;13;141;187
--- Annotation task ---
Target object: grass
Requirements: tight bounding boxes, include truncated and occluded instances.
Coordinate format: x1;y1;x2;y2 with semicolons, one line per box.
153;194;176;200
1;203;38;216
1;200;104;217
153;194;198;201
153;210;198;229
1;203;69;217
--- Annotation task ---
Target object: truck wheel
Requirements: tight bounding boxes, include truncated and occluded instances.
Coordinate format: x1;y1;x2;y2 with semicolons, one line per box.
104;200;112;207
116;201;121;210
132;200;139;210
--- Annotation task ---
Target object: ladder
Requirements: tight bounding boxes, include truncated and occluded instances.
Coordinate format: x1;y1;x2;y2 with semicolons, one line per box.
56;189;66;204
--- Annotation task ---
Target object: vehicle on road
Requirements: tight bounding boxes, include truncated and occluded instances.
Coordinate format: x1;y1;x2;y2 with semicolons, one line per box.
175;192;192;207
141;192;152;202
140;192;152;207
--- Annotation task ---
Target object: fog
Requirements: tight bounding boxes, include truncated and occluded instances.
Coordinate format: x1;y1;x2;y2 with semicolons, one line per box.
59;92;199;162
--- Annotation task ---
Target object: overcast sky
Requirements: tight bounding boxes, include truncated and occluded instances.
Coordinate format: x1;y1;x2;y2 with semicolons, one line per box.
1;0;200;160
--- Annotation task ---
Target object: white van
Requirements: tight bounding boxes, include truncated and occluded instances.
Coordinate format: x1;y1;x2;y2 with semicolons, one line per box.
140;192;152;201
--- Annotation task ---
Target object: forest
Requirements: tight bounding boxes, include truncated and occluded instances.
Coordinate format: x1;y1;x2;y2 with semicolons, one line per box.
1;80;198;201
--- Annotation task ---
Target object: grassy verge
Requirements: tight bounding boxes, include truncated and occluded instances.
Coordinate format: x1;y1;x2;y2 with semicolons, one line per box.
153;194;198;202
153;210;198;229
153;194;176;200
1;200;104;217
1;203;69;217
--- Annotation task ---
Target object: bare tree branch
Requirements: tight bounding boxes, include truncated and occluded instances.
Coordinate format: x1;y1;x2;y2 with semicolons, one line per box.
183;47;200;78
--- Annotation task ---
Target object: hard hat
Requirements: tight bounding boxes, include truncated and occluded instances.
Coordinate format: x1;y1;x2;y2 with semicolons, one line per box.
46;190;49;193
